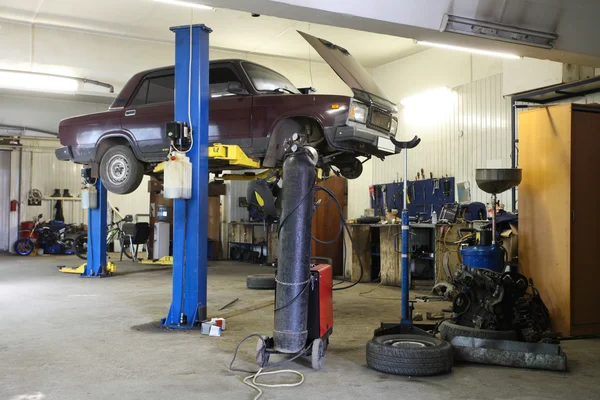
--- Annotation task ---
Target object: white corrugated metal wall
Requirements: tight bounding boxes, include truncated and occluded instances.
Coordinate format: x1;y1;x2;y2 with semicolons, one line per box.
349;74;512;218
0;151;11;251
18;138;150;226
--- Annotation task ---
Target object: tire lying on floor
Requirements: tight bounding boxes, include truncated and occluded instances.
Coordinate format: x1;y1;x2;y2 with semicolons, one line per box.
246;274;276;290
366;334;453;376
438;321;518;341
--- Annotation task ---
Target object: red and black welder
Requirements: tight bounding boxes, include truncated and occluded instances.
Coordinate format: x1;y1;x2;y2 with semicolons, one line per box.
256;262;333;370
251;147;336;370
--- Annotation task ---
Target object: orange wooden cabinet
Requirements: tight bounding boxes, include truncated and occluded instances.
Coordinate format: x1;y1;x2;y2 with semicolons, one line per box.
519;103;600;336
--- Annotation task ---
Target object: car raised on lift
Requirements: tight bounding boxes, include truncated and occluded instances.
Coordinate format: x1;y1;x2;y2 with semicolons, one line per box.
56;32;400;194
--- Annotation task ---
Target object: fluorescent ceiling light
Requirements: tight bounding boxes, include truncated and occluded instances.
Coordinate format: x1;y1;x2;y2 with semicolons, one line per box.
441;14;557;50
401;87;455;108
154;0;214;10
415;40;521;60
0;71;79;92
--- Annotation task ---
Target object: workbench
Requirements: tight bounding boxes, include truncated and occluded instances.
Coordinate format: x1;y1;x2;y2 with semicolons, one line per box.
344;221;468;287
228;222;270;264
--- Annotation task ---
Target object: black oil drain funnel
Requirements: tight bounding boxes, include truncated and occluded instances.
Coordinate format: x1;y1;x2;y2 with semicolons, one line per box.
273;149;316;353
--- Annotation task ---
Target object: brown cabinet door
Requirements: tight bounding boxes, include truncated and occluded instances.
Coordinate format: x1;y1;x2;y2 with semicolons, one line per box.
312;177;346;275
570;108;600;331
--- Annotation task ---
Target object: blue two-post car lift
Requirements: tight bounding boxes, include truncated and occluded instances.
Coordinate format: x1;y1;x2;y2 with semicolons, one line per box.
81;24;212;330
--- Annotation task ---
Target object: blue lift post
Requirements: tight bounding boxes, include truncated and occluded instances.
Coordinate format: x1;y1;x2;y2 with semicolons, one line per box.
82;179;108;277
162;24;211;329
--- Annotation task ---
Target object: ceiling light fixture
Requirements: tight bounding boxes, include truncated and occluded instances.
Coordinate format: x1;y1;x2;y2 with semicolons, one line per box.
415;40;522;60
441;14;558;49
0;70;79;92
154;0;214;11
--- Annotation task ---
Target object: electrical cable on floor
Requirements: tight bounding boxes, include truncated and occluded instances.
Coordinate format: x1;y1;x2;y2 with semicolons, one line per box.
230;334;311;399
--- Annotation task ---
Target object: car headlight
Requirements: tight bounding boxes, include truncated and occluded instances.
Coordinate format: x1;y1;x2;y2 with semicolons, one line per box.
391;118;398;135
349;100;368;124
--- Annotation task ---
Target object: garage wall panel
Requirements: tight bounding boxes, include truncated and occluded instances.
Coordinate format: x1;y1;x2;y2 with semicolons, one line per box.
0;93;108;135
349;74;512;218
0;151;11;251
1;20;351;96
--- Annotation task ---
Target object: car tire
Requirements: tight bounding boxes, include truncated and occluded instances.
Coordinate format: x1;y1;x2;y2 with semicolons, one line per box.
100;145;144;195
438;320;518;341
366;334;453;376
246;274;276;290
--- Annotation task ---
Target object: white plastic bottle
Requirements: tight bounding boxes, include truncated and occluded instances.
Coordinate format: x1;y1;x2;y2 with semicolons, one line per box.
81;185;98;209
164;152;192;199
431;210;438;224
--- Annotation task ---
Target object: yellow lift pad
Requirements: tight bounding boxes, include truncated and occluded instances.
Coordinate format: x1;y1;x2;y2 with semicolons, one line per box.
209;143;261;168
139;256;173;266
154;144;261;173
58;262;117;275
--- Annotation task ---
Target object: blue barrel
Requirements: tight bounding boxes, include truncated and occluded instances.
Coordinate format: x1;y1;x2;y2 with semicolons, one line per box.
460;244;504;272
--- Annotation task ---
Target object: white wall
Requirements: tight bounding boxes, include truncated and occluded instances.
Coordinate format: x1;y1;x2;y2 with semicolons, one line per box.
1;20;350;96
348;48;509;218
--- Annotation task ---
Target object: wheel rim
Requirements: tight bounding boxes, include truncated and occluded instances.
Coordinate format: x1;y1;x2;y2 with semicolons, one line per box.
106;154;130;185
18;241;32;254
63;239;75;254
383;338;433;349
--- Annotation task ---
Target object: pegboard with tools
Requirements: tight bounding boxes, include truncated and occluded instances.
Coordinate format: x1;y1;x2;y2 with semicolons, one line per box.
370;177;455;219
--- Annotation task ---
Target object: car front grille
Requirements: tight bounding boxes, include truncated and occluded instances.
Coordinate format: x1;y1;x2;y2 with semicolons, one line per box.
369;107;392;133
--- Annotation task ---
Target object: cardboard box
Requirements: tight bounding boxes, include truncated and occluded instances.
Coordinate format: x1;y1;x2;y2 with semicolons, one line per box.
501;223;518;261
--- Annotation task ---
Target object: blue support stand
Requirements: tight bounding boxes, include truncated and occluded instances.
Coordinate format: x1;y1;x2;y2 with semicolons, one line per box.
400;208;410;324
374;136;427;336
82;179;108;277
162;24;211;329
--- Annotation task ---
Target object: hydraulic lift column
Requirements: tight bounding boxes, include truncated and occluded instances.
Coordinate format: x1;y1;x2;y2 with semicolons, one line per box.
82;179;108;277
162;24;211;329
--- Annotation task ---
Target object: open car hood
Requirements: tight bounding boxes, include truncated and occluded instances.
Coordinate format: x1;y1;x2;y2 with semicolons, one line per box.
298;31;397;113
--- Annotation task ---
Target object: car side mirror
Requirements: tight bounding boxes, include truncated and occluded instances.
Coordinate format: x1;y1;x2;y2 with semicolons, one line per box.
227;81;246;94
124;215;133;222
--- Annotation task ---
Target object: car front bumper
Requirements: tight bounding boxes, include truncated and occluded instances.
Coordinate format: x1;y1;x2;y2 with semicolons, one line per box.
325;124;400;158
55;146;72;161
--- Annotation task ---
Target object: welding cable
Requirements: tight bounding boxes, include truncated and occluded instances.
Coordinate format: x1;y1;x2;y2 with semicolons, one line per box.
229;334;311;399
273;279;311;312
314;186;365;290
311;219;343;244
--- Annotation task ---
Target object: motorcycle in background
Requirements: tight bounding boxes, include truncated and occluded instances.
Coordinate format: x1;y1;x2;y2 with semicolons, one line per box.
13;214;76;256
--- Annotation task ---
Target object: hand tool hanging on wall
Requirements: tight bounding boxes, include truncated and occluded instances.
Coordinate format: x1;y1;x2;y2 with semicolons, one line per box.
443;179;451;197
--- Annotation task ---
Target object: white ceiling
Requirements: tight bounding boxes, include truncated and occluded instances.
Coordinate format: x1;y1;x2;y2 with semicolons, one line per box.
0;0;425;68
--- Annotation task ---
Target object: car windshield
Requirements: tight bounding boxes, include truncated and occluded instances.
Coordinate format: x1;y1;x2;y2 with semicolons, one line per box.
242;62;300;94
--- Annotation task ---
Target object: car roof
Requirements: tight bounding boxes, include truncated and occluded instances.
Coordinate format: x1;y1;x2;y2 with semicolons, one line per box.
137;59;269;75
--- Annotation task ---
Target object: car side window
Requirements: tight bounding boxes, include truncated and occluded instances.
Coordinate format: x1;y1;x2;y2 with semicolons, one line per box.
130;74;174;106
210;66;246;97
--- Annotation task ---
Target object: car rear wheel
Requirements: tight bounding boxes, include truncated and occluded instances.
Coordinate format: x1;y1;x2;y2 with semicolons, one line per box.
100;145;144;195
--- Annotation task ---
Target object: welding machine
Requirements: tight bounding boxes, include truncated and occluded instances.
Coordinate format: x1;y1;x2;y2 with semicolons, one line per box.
256;262;333;370
253;146;335;370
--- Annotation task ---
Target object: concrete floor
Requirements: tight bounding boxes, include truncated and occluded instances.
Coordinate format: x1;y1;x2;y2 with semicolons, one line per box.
1;253;599;400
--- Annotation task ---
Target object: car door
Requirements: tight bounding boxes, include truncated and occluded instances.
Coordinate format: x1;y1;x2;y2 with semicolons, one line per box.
209;63;253;148
121;71;174;162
